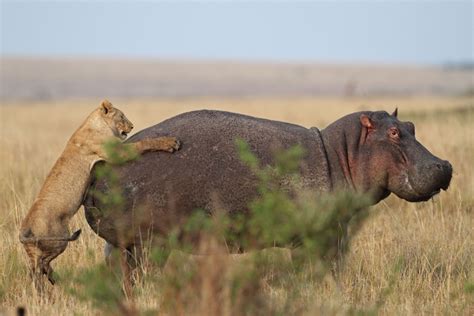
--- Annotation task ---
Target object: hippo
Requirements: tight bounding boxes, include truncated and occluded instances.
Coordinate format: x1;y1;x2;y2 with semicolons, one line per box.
83;109;452;261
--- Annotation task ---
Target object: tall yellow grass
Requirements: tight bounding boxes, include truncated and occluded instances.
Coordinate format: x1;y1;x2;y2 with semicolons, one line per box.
0;96;472;315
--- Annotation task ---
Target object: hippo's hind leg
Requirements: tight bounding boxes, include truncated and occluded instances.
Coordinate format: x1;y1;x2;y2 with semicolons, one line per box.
104;242;116;267
120;248;133;298
104;243;144;273
105;242;145;298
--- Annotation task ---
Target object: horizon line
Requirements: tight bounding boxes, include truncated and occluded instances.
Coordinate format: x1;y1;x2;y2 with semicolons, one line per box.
3;54;474;69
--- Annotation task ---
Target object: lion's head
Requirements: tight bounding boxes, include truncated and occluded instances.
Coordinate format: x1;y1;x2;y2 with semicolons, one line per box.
98;99;134;140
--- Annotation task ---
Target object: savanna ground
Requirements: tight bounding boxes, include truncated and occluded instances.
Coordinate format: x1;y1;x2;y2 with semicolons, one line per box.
0;96;472;315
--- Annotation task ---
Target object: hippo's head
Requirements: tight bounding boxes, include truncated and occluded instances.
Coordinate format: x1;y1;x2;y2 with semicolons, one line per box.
322;109;452;203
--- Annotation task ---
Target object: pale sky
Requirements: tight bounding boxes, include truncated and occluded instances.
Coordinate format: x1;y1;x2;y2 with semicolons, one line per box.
1;1;472;64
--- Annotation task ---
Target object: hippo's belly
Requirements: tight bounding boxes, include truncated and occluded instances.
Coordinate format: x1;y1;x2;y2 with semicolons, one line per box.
84;110;330;247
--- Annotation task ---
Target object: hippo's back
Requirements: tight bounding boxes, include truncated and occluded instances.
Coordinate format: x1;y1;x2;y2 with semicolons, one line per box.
133;109;311;149
85;110;330;247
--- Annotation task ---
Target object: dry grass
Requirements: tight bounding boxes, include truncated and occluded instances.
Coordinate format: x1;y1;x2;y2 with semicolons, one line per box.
0;96;472;315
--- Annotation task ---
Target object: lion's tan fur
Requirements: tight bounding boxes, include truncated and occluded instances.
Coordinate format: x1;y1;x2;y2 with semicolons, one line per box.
20;100;179;286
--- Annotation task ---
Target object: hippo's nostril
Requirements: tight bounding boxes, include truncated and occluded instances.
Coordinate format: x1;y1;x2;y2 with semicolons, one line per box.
444;160;453;171
435;163;443;170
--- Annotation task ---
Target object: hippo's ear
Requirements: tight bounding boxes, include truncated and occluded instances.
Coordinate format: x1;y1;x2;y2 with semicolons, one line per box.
360;114;374;130
392;108;398;118
100;99;113;114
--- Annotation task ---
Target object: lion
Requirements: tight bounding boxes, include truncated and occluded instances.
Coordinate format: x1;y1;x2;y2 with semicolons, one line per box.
19;100;180;289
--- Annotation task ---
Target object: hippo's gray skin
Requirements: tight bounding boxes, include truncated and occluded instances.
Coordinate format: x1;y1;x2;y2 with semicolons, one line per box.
84;110;452;252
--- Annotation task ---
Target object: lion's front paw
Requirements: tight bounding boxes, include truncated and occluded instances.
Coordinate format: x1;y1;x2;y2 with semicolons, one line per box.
155;136;181;152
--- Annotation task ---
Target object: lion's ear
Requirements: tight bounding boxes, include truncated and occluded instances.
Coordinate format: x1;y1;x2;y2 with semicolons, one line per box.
100;99;113;114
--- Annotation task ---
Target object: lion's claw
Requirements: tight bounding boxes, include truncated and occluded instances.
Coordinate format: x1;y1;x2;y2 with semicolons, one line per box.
156;136;181;152
171;140;181;152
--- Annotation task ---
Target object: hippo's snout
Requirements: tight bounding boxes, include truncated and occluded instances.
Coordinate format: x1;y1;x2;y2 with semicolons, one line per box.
410;158;452;200
424;159;452;191
437;160;452;191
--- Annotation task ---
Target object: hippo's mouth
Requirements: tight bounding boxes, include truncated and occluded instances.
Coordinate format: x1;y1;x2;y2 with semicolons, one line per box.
400;159;452;202
405;175;446;202
424;188;441;200
408;189;442;202
393;173;445;202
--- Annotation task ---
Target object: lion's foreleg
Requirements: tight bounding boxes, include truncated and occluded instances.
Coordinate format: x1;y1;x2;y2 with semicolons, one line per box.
127;137;180;154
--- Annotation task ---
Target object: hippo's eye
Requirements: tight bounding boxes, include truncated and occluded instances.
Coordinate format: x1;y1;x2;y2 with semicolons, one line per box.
389;127;400;139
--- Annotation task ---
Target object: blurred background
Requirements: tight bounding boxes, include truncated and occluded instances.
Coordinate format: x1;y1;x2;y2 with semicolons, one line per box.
1;1;472;101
